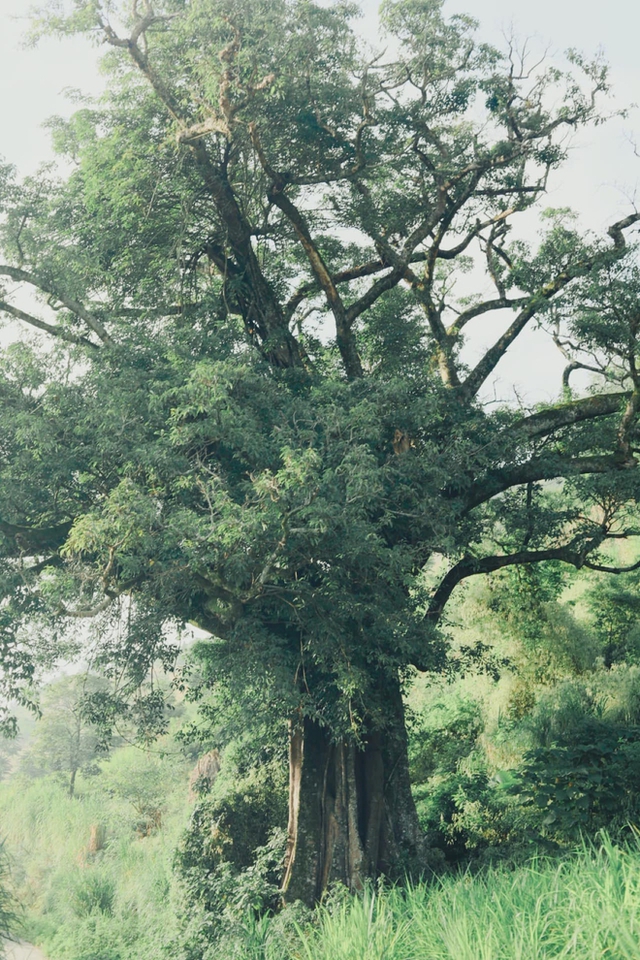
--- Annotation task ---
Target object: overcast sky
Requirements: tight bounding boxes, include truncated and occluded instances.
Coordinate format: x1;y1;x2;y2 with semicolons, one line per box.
0;0;638;402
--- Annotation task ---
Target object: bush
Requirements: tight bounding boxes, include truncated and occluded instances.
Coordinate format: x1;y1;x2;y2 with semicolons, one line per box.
42;910;133;960
174;745;288;958
177;828;287;960
408;693;515;861
70;870;116;917
409;693;484;784
514;724;640;843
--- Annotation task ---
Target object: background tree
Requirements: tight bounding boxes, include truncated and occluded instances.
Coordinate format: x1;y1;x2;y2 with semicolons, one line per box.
97;748;174;833
21;675;106;797
1;0;640;903
584;574;640;668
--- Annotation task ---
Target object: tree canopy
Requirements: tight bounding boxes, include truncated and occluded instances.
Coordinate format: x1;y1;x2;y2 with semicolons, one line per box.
1;0;640;902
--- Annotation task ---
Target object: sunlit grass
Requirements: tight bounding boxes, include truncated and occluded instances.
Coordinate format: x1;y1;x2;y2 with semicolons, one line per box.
247;835;640;960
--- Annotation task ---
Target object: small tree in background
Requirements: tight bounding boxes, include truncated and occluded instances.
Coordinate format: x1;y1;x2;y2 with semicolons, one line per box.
585;575;640;668
98;748;176;834
21;675;105;797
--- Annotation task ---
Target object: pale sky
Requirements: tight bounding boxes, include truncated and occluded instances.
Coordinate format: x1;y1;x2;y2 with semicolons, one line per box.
0;0;638;402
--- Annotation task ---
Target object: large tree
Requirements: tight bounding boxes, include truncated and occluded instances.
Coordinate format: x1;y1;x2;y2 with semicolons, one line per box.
1;0;640;904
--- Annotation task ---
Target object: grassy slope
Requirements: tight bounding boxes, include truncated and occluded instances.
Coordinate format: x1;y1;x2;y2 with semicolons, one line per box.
5;780;640;960
0;742;192;960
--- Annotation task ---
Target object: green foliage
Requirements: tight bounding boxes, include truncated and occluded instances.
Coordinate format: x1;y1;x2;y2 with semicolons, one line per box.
409;693;484;783
515;734;640;843
177;766;286;879
406;565;640;858
6;562;640;956
177;829;287;960
409;692;518;860
510;679;640;844
523;679;602;746
174;735;288;957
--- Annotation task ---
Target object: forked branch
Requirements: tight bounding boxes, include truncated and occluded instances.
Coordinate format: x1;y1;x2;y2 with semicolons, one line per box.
461;213;640;400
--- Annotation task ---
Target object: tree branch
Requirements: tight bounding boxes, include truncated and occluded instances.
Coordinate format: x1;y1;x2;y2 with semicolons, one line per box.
608;212;640;251
285;259;387;316
447;297;527;337
345;265;406;325
461;269;585;399
461;214;640;399
99;10;185;124
462;454;624;512
0;266;114;346
0;299;99;349
57;596;115;619
426;534;605;623
98;16;303;370
508;392;631;441
583;557;640;574
267;185;363;378
551;327;605;389
0;519;74;557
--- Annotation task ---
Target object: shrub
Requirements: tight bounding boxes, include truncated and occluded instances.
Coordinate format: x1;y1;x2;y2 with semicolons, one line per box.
70;870;116;917
177;828;287;960
514;724;640;843
174;745;288;958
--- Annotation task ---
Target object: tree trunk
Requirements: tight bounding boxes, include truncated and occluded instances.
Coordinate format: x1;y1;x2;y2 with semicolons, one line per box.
69;766;77;798
281;678;424;905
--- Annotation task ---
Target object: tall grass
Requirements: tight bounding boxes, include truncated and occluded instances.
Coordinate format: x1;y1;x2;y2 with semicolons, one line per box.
242;835;640;960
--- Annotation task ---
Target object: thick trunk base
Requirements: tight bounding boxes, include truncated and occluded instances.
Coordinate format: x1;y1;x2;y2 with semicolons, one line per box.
281;683;424;905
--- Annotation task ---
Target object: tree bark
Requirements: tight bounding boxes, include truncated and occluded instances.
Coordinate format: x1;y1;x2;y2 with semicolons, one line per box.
281;677;424;905
69;766;77;799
